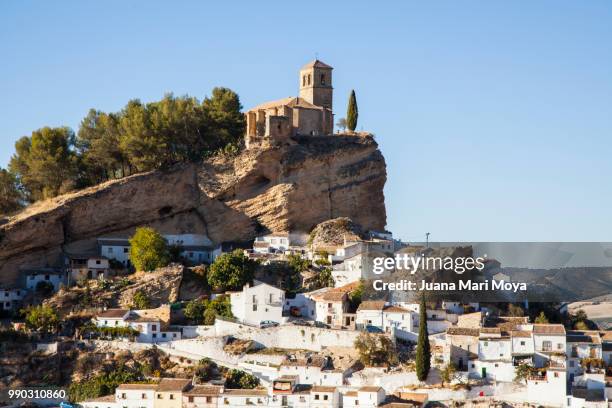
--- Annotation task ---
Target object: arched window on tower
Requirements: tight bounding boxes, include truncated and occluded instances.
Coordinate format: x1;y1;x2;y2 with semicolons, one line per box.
320;74;326;85
308;74;311;85
303;75;306;86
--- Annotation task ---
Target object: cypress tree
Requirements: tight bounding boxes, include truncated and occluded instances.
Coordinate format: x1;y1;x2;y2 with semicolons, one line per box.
415;293;431;381
346;90;358;132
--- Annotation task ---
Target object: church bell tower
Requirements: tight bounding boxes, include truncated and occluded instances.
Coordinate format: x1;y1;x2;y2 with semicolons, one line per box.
299;60;333;110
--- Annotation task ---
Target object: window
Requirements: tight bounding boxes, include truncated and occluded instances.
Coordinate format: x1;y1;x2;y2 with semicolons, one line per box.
554;372;559;378
152;333;157;338
157;394;162;399
314;394;320;400
520;341;525;346
152;324;157;331
321;74;326;85
188;397;194;403
569;360;575;367
169;394;174;400
141;393;146;399
542;341;552;351
308;74;311;85
253;304;257;311
108;247;114;254
557;343;563;350
302;75;306;86
96;260;101;265
206;397;212;403
123;248;128;253
162;333;167;338
45;275;50;280
324;395;328;401
121;393;126;399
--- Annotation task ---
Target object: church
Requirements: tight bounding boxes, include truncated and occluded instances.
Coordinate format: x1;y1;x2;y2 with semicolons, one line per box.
245;60;334;149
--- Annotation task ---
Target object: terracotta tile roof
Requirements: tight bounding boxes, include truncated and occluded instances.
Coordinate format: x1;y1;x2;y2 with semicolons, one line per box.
248;96;324;112
359;386;383;392
358;301;387;311
383;306;410;313
480;328;501;334
447;327;480;336
96;309;128;318
156;378;191;392
222;389;268;396
311;385;336;393
184;386;222;396
533;324;566;335
117;383;159;390
511;330;532;338
301;59;333;70
344;390;358;397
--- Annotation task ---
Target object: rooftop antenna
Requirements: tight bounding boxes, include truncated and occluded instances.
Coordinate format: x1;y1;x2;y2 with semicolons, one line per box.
425;232;430;248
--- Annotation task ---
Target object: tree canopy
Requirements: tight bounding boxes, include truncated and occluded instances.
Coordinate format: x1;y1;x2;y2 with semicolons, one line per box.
0;168;23;216
129;227;170;272
207;249;258;292
6;88;245;206
346;90;358;132
415;293;431;381
23;305;59;334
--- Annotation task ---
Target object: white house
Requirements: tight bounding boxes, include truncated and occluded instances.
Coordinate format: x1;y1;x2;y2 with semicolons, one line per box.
165;234;216;265
24;269;65;292
230;281;285;326
341;387;386;408
270;376;311;408
98;237;131;267
278;356;343;386
68;255;110;282
532;324;566;368
566;330;602;377
115;384;158;408
183;385;222;408
219;389;269;407
526;366;568;407
253;233;291;254
93;308;181;343
0;287;25;311
305;284;356;328
310;386;340;408
356;301;386;330
470;328;514;382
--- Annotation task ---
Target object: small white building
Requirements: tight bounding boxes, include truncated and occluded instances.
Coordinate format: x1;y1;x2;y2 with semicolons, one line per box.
526;366;568;407
253;233;291;254
566;330;603;377
68;255;110;282
183;385;222;408
532;324;566;368
98;237;131;267
341;387;386;408
115;383;158;408
24;269;65;292
310;385;339;408
356;301;386;330
0;287;25;311
278;356;343;386
230;280;285;326
219;389;270;407
471;328;514;382
305;284;355;327
270;376;311;407
165;234;216;264
93;308;181;343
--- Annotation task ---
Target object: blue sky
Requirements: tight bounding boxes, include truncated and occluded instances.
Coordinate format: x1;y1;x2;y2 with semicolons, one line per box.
1;1;611;241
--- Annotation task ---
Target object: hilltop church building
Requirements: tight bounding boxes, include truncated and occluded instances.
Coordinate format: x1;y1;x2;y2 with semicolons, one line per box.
245;60;334;149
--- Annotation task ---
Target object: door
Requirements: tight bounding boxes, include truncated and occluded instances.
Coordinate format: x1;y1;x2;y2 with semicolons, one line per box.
481;367;487;378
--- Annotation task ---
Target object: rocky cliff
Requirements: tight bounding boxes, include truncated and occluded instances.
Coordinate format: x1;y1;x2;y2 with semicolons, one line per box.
0;134;387;286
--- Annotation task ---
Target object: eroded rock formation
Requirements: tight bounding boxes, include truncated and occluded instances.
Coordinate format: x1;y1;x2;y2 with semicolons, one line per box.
0;135;386;286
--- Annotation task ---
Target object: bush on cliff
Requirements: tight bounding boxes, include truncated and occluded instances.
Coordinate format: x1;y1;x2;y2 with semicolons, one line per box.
129;227;170;272
207;250;257;292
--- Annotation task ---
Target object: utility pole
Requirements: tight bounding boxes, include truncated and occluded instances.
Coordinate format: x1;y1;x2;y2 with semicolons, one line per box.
425;232;430;248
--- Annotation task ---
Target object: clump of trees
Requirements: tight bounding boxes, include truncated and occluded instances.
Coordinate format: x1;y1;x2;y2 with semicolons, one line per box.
3;88;245;212
354;332;397;367
207;249;258;292
224;368;260;389
184;295;233;325
132;290;151;309
129;227;170;272
22;305;59;335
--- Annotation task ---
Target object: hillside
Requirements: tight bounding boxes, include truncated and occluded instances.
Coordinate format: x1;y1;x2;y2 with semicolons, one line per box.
0;134;387;286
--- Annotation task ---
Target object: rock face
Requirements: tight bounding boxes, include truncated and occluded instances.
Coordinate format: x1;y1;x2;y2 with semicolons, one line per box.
0;134;386;286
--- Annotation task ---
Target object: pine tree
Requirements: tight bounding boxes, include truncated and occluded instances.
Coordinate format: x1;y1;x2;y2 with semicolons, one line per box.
346;90;358;132
415;293;431;381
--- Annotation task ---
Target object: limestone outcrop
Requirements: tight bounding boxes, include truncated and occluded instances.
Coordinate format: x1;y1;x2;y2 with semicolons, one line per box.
0;134;386;286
